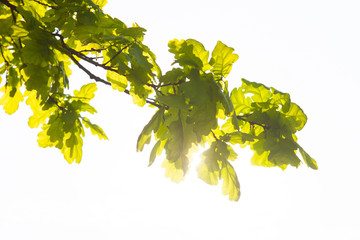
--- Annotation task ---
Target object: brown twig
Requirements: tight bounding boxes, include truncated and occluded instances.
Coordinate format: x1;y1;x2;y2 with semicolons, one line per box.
31;0;58;9
236;115;270;130
103;43;132;66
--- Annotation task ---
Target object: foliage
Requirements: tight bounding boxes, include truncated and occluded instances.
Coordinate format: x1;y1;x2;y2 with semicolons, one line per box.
0;0;317;201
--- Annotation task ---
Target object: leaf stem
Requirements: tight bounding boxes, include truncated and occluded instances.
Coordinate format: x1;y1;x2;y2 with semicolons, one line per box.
53;32;118;73
211;130;220;141
31;0;58;9
236;115;270;130
103;43;132;66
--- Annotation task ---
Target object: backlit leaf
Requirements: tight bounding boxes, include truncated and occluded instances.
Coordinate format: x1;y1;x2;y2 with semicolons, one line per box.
137;108;165;152
149;140;165;167
298;145;318;170
73;83;97;103
107;70;127;92
157;94;188;109
186;39;211;71
82;117;108;140
168;39;203;69
230;87;252;115
0;85;24;115
62;130;83;164
210;41;239;80
197;144;220;185
0;0;317;201
220;160;241;201
162;158;185;183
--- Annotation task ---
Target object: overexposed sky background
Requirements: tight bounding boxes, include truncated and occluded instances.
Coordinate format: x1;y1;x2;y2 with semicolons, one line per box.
1;0;360;239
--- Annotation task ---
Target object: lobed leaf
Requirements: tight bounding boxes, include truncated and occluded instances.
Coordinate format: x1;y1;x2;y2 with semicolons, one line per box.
298;145;318;170
162;158;185;183
210;41;239;80
197;143;220;185
82;117;108;140
137;108;165;152
0;85;24;115
73;83;97;103
220;160;241;201
107;71;127;92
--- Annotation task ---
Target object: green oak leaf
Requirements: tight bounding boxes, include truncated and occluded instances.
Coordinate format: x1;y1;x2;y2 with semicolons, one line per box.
23;65;50;102
197;143;220;185
210;41;239;80
149;140;165;167
162;158;185;183
137;108;165;152
230;87;253;115
168;39;203;69
62;129;83;164
298;145;318;170
71;101;97;114
107;70;127;92
164;110;196;175
181;70;210;106
73;83;97;103
157;94;188;109
186;39;212;71
82;117;108;140
220;160;241;201
129;43;154;76
0;85;24;115
159;68;185;85
240;79;272;103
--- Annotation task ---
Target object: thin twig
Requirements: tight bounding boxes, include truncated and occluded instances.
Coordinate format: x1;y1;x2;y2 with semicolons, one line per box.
103;43;132;66
0;46;9;66
158;79;185;88
237;115;270;130
65;48;163;108
66;51;111;86
52;33;164;108
211;130;219;141
53;33;118;73
31;0;58;9
0;0;19;13
48;95;64;111
79;48;105;53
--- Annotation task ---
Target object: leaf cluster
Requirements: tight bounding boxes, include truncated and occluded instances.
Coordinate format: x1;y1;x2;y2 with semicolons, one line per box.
0;0;317;201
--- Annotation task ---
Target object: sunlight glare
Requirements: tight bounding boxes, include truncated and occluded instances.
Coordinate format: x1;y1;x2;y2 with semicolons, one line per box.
187;145;206;181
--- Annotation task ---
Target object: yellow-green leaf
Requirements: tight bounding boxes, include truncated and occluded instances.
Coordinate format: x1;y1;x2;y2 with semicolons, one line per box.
210;41;239;80
26;91;55;128
162;158;185;183
186;39;211;71
298;145;318;170
82;117;108;140
0;85;24;115
107;70;127;92
137;108;164;152
197;159;219;185
220;160;240;201
230;87;252;115
61;131;83;164
73;83;97;103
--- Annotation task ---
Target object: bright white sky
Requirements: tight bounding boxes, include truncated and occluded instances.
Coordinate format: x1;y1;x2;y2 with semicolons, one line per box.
1;0;360;239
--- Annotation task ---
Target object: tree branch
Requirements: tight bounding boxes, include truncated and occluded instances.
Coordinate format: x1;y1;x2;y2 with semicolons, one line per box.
237;115;270;130
31;0;58;9
0;46;9;66
103;43;132;66
66;51;111;86
64;46;163;108
0;0;19;13
51;33;165;109
53;32;118;73
211;130;220;141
